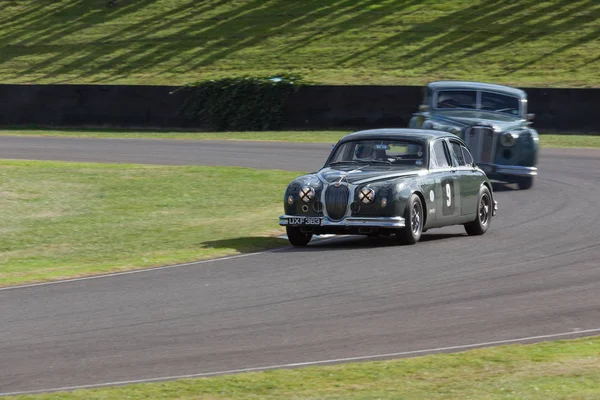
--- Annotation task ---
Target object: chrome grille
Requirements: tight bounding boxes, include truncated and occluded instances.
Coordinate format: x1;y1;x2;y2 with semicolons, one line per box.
465;126;496;163
325;185;349;220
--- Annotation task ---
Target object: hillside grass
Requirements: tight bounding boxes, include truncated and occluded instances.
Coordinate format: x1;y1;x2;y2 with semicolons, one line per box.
6;336;600;399
1;0;599;87
2;129;600;148
0;160;302;287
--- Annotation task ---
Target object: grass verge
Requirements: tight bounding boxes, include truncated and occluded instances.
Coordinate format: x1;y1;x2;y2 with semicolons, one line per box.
1;0;599;87
0;160;303;287
0;129;351;143
2;129;600;148
536;134;600;149
6;336;600;399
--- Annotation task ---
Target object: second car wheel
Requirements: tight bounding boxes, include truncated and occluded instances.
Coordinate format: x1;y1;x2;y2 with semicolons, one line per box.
516;176;534;190
395;193;423;245
464;185;492;236
286;225;313;247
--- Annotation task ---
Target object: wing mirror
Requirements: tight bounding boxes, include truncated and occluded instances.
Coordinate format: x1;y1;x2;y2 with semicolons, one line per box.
419;104;430;112
527;113;535;122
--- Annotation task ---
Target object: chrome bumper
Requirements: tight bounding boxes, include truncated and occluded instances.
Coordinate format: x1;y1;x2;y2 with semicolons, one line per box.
279;215;406;228
493;200;498;216
480;164;537;177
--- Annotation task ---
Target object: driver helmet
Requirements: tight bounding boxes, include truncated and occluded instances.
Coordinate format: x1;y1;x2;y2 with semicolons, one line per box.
355;143;374;159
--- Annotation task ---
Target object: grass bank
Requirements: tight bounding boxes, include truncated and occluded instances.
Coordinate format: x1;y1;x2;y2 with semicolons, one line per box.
1;0;599;87
0;160;302;287
6;336;600;399
2;129;600;148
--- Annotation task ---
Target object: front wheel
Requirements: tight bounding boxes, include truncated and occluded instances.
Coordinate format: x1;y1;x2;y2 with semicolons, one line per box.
464;186;492;236
395;194;423;245
286;226;313;247
516;176;534;190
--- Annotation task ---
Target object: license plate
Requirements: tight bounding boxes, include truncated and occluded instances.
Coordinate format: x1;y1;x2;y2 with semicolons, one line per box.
288;217;321;225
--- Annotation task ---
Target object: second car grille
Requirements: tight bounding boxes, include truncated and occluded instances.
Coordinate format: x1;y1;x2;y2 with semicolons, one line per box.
325;184;349;221
465;126;496;164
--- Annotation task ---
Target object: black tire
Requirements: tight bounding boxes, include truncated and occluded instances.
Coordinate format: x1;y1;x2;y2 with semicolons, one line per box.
286;226;313;247
464;186;492;236
516;176;534;190
395;194;423;245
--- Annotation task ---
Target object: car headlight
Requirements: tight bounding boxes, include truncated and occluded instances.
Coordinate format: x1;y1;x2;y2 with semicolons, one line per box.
422;121;441;130
500;132;517;147
358;187;375;204
299;186;315;202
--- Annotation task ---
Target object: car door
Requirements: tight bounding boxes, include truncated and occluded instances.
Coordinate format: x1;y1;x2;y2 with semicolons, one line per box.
448;138;479;217
429;138;461;225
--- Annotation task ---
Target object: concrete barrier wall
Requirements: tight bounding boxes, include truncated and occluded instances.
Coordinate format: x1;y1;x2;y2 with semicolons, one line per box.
0;84;598;133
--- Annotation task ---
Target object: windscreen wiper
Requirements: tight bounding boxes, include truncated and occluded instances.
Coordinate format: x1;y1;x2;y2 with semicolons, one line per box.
364;160;391;165
328;160;359;166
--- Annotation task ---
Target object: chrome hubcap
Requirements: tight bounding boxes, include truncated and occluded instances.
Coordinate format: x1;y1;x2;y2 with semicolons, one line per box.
411;202;422;235
479;194;490;226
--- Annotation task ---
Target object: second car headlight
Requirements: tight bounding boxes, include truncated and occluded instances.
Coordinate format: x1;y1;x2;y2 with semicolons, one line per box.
500;132;518;147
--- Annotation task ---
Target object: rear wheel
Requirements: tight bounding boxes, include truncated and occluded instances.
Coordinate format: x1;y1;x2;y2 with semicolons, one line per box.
516;176;534;190
464;186;492;236
395;194;423;245
286;226;313;247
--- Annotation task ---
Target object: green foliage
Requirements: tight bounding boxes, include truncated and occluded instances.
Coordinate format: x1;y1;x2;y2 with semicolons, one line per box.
174;73;306;131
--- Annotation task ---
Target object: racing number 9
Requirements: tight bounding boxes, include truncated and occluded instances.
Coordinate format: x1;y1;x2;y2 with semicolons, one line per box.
441;178;455;216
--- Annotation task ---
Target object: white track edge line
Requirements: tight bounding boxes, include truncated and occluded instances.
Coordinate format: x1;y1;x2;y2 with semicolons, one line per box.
2;327;600;397
0;235;346;292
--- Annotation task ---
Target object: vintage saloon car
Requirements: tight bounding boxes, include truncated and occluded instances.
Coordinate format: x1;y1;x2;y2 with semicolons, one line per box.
409;81;539;190
279;129;498;247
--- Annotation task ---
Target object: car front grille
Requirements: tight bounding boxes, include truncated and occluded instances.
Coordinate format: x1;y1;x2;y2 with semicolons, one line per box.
325;184;349;221
465;126;497;164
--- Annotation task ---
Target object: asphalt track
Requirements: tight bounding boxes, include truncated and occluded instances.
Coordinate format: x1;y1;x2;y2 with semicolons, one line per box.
0;136;329;171
1;136;600;395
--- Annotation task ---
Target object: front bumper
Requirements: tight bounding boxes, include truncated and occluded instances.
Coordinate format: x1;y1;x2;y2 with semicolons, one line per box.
279;215;406;228
479;164;537;177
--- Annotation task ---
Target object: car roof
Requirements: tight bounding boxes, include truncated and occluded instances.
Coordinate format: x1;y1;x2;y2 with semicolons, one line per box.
427;80;526;98
339;128;457;143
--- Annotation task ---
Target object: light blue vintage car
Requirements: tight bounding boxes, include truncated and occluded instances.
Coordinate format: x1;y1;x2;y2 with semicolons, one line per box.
409;81;539;189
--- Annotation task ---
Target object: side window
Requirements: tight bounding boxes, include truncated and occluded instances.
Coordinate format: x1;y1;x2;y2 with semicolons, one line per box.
431;140;451;169
461;145;474;165
450;141;466;166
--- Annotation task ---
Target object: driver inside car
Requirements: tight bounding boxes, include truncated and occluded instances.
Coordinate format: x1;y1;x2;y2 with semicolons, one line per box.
354;143;374;160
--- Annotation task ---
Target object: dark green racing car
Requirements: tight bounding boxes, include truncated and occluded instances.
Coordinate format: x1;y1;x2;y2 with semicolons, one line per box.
279;128;498;247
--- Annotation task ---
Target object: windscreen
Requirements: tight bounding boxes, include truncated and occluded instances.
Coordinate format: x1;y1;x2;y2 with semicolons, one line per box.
328;139;426;168
479;91;521;116
436;90;521;116
436;90;477;110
